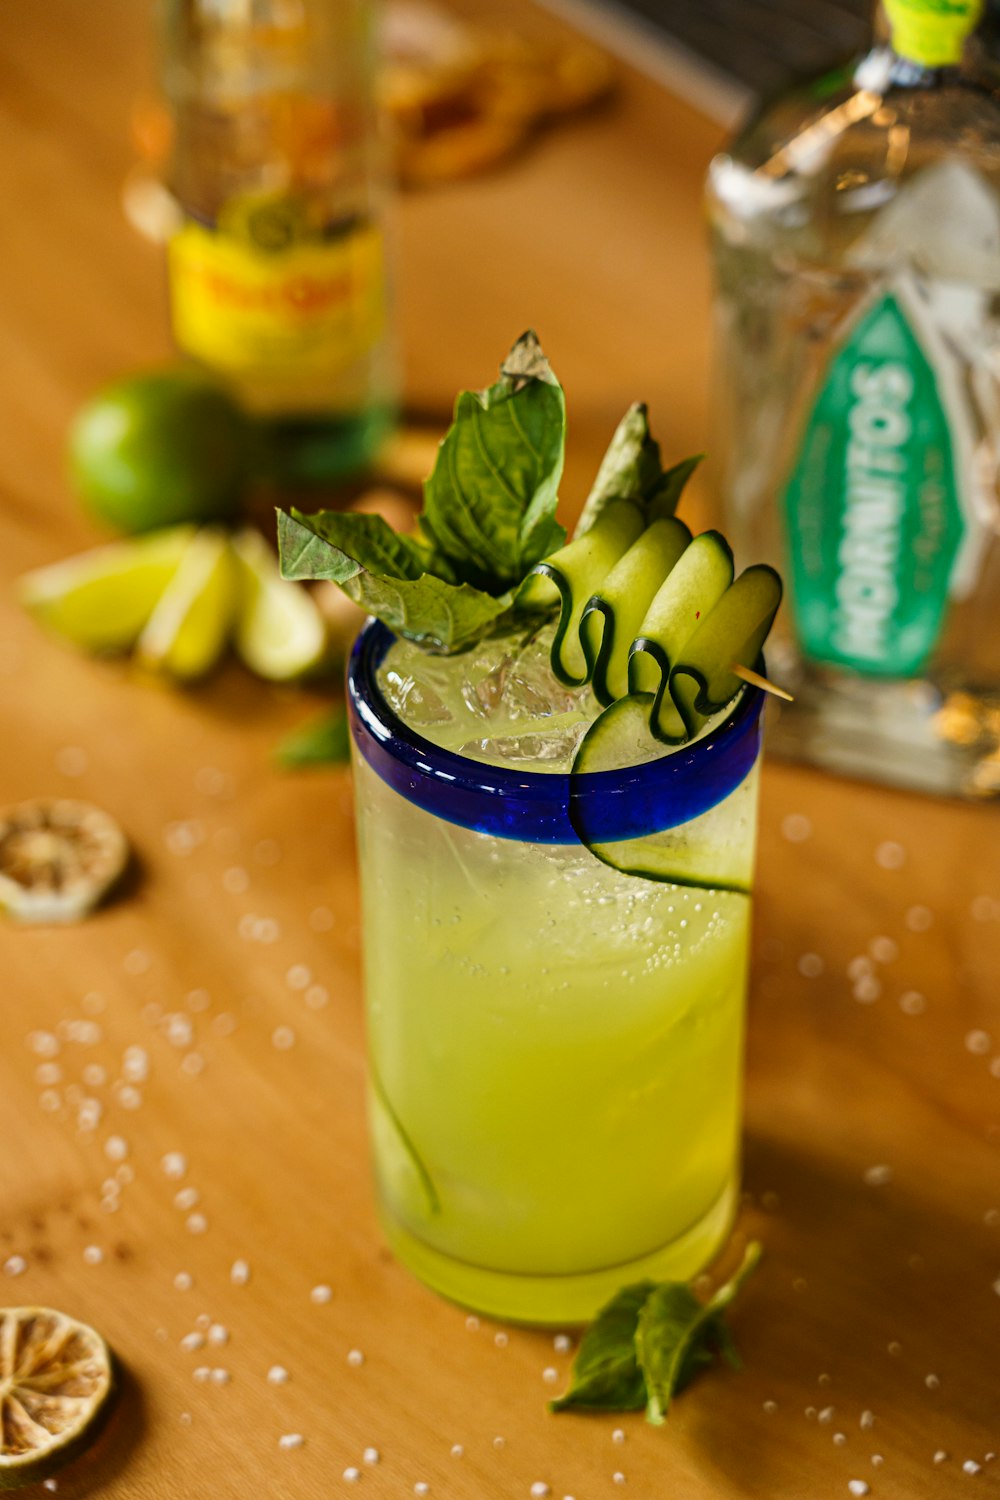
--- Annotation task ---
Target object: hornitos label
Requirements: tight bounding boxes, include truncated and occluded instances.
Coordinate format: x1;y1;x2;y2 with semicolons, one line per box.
782;283;973;677
883;0;982;66
168;192;385;378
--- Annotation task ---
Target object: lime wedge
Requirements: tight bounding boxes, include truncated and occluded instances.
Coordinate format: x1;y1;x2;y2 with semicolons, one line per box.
137;528;237;680
19;526;195;652
0;1306;117;1489
232;528;327;681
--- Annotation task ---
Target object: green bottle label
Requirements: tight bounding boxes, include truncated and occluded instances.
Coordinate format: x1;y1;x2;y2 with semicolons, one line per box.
782;290;966;678
883;0;982;67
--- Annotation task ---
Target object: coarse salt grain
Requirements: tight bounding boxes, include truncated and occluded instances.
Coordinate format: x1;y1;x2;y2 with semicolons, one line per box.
180;1333;205;1352
175;1272;193;1292
162;1152;188;1179
363;1448;380;1465
3;1256;26;1277
414;1485;429;1497
347;1349;365;1367
207;1324;229;1347
612;1474;626;1486
869;936;898;964
231;1260;250;1286
934;1450;949;1463
553;1334;571;1352
966;1030;992;1056
186;1213;208;1234
105;1136;128;1162
286;965;311;990
848;1483;870;1497
465;1316;479;1331
542;1367;558;1384
964;1460;981;1475
530;1485;550;1498
875;840;905;869
863;1164;893;1187
343;1467;360;1482
763;1400;778;1414
926;1373;940;1389
818;1407;836;1424
860;1411;874;1429
612;1428;626;1445
210;1368;230;1385
311;1284;332;1304
82;1246;104;1266
272;1027;296;1051
279;1434;304;1451
193;1367;210;1383
781;812;812;842
833;1432;847;1446
305;985;329;1010
451;1445;464;1457
267;1365;289;1384
495;1332;508;1348
174;1187;200;1211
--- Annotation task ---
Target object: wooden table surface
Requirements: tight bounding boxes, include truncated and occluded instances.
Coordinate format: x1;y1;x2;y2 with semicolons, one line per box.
3;3;1000;1498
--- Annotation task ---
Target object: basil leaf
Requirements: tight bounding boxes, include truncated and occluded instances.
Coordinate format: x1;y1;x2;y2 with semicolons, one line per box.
276;706;350;769
278;508;439;586
277;509;509;652
420;330;566;590
636;1242;761;1425
575;404;702;537
548;1281;654;1413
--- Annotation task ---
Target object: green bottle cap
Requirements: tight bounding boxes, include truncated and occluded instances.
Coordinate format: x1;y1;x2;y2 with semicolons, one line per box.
883;0;983;66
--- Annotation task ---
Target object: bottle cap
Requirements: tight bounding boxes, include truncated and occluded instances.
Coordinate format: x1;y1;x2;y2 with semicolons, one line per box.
883;0;983;66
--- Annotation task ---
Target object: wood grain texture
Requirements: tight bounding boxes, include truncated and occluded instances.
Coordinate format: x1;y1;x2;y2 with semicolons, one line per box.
1;3;999;1498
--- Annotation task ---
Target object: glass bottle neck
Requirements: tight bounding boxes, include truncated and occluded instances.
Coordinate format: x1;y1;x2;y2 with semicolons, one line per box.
855;3;967;90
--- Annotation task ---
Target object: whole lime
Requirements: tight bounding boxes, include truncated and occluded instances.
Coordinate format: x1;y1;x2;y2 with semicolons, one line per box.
69;369;249;533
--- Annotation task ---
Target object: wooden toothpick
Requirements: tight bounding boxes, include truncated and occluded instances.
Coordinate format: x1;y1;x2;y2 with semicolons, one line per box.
731;663;794;702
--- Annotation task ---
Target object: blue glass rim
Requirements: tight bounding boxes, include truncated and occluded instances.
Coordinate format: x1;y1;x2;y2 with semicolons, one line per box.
347;620;764;845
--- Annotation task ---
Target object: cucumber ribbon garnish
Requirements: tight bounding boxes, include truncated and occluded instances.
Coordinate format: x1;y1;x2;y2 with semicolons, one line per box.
518;488;782;747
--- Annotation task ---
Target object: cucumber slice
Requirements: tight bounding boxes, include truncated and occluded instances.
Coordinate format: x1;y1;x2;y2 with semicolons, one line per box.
579;517;691;705
670;564;783;739
628;530;734;742
570;693;756;893
517;499;643;684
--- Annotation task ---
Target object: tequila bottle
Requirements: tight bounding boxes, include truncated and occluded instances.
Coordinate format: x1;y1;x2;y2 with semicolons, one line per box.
708;0;1000;797
162;0;396;484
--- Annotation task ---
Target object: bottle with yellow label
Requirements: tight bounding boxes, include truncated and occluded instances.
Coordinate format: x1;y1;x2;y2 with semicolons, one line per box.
708;0;1000;799
162;0;396;483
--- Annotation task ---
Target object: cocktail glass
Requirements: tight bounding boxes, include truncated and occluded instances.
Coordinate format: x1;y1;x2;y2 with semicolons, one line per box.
347;618;765;1323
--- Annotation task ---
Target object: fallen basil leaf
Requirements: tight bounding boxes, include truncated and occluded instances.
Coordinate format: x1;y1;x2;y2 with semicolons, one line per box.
550;1242;761;1424
276;706;350;768
637;1242;762;1425
549;1282;655;1413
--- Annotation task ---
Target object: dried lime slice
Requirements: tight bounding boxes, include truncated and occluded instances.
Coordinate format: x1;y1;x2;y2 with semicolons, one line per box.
0;1307;116;1489
0;800;129;925
18;526;195;653
232;529;327;681
136;527;237;680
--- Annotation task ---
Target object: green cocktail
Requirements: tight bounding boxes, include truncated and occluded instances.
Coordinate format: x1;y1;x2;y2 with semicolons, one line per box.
349;621;763;1322
279;331;779;1323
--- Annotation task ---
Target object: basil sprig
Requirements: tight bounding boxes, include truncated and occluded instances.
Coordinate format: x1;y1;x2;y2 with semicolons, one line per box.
551;1242;760;1424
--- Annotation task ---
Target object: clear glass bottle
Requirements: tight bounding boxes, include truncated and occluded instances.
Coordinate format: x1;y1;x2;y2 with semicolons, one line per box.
707;0;1000;797
162;0;396;484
